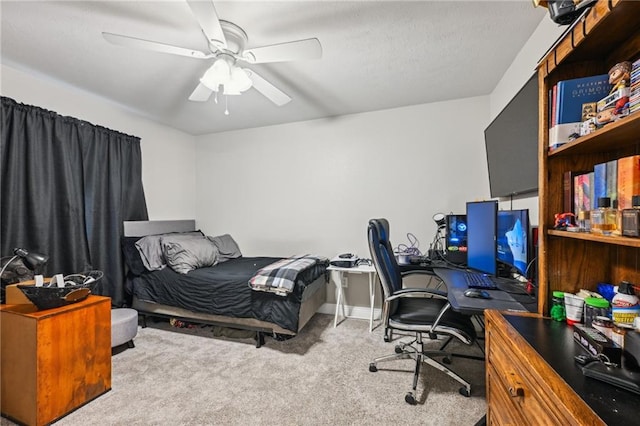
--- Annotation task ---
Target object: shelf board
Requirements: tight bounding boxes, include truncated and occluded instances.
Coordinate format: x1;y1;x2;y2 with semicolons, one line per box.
548;229;640;248
548;112;640;157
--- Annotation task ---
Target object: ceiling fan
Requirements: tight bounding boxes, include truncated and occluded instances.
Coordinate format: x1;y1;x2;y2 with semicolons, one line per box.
102;0;322;112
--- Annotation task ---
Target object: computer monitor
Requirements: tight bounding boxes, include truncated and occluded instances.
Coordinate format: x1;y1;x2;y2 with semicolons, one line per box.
445;214;467;265
497;209;530;277
466;200;498;276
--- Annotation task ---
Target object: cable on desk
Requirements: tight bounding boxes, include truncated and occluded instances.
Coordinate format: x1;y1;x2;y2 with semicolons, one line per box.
395;233;422;256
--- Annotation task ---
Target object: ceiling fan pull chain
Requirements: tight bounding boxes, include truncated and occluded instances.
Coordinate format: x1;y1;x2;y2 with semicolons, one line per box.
224;95;230;116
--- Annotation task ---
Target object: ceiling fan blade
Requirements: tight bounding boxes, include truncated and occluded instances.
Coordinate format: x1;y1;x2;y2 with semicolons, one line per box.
185;0;227;49
245;69;291;106
243;38;322;64
102;32;210;59
188;82;213;102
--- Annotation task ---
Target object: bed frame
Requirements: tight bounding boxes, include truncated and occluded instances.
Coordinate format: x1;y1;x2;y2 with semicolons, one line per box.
124;220;327;347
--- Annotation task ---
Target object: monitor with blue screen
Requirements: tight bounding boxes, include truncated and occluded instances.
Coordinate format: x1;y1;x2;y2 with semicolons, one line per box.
497;209;530;277
466;200;498;276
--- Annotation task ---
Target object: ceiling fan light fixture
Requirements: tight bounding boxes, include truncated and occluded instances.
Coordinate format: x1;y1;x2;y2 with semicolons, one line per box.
200;57;252;97
227;67;252;93
200;57;231;90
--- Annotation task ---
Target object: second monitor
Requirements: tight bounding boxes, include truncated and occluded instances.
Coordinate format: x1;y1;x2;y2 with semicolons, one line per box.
497;209;530;278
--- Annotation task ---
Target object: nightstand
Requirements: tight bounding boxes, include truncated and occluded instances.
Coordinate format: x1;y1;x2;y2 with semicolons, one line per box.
328;263;379;331
1;295;112;425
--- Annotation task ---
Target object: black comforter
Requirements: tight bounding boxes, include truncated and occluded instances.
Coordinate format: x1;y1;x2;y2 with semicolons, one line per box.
127;256;326;333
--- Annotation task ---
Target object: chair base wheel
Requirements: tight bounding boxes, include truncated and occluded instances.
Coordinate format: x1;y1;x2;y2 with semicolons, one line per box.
369;363;378;373
384;336;391;342
442;356;451;364
459;386;471;397
394;345;403;354
405;392;417;405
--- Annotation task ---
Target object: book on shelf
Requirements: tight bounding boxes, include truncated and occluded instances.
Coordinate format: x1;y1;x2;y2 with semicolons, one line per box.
563;170;587;214
557;74;610;122
593;163;607;210
551;84;557;128
549;74;611;149
593;160;618;209
564;171;574;213
617;155;640;210
631;64;640;111
574;172;593;216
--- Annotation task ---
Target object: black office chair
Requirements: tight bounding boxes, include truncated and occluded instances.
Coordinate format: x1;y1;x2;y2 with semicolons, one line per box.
367;218;480;404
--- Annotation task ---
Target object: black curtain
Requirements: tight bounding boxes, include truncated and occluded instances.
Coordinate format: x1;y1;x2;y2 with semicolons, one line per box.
0;97;148;306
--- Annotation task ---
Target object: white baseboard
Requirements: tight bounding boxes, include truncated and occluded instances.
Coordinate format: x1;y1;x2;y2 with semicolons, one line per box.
318;303;382;320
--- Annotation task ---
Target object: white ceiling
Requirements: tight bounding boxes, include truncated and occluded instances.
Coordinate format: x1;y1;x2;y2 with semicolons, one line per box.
1;1;546;136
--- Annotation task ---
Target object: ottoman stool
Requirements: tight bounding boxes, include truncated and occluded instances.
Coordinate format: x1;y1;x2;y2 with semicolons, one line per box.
111;308;138;348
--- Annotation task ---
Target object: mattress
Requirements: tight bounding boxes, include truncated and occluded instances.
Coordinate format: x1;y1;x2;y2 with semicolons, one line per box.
127;256;327;333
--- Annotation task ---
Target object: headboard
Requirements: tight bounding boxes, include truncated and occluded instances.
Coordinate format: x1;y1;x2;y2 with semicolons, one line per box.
123;220;196;237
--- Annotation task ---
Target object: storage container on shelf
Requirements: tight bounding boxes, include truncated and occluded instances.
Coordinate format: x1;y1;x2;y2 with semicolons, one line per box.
611;282;640;325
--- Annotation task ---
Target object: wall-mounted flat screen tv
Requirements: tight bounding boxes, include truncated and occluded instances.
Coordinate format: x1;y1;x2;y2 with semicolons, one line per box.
484;74;538;198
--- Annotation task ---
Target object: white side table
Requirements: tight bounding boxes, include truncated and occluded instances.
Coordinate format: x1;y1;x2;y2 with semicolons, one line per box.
327;263;378;332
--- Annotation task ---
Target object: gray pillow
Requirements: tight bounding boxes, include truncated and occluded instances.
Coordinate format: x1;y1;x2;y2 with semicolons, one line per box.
135;231;204;271
207;234;242;262
161;236;219;274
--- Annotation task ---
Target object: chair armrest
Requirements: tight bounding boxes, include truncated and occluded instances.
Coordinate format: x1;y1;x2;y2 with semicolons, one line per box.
387;287;447;302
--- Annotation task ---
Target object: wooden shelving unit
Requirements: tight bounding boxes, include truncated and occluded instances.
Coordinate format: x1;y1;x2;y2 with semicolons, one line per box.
547;229;640;248
537;0;640;315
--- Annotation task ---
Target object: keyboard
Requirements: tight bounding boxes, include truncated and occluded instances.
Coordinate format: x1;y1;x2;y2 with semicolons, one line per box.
463;272;498;290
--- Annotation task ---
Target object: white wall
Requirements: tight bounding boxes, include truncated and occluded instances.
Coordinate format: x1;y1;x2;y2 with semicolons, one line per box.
195;96;490;259
0;64;197;220
488;17;565;223
192;15;565;257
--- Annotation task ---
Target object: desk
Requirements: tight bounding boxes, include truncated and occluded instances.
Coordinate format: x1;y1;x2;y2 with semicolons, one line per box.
432;267;535;315
327;264;378;331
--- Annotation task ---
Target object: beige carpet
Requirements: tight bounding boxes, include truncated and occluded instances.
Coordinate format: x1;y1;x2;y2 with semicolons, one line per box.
2;313;487;425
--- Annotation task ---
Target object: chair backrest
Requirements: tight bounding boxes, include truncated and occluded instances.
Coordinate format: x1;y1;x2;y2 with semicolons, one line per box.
368;218;403;301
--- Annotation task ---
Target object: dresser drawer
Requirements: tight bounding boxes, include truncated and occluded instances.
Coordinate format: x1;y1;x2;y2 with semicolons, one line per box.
487;327;569;425
485;311;605;426
486;363;527;425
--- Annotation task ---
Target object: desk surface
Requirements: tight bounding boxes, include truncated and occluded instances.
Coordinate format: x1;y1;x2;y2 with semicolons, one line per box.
503;314;636;425
327;264;375;273
433;267;536;315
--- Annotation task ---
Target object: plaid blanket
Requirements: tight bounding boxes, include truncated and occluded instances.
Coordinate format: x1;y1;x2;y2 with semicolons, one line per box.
249;255;326;296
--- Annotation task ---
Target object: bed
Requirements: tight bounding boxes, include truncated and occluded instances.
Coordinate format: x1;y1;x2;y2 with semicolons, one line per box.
122;220;328;347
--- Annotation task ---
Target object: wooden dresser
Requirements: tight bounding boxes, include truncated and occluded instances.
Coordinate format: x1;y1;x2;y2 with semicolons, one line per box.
1;295;111;426
485;310;636;425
